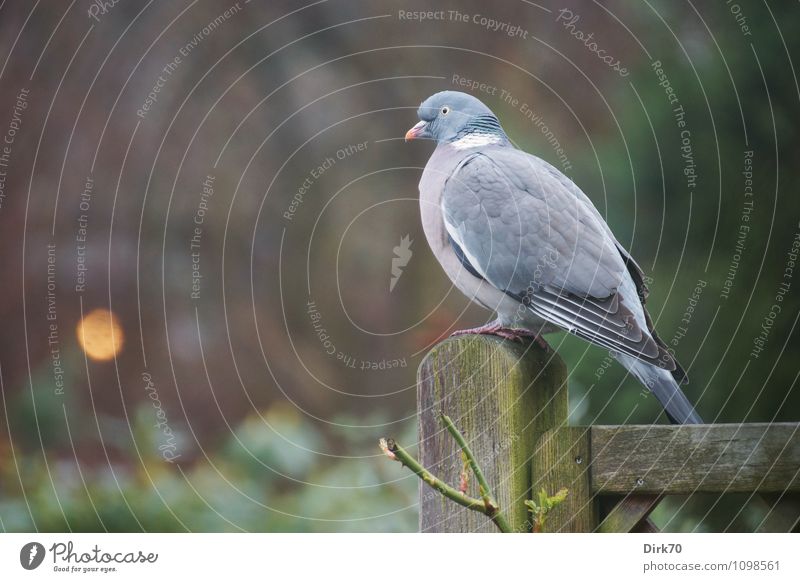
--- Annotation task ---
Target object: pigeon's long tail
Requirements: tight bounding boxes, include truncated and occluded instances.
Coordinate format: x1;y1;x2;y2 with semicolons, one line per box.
614;354;703;425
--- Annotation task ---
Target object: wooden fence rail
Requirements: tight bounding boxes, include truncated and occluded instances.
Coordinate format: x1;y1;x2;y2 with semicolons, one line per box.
417;335;800;532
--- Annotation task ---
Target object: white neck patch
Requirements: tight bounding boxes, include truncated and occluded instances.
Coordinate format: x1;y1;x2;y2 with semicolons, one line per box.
450;133;502;150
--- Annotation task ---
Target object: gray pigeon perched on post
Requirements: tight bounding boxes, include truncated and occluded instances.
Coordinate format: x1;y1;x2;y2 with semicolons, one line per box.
406;90;701;425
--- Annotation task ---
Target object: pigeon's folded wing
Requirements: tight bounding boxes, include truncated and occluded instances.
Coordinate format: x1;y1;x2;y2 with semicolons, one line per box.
441;147;679;375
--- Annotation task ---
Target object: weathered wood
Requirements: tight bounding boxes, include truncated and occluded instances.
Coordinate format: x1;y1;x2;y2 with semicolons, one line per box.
418;335;567;533
633;518;660;533
591;423;800;494
598;495;661;533
531;427;598;532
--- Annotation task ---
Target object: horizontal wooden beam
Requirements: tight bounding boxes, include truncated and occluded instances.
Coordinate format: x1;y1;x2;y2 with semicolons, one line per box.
590;423;800;495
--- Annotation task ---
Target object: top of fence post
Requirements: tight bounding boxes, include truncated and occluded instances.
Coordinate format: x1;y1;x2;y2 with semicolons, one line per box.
417;335;567;532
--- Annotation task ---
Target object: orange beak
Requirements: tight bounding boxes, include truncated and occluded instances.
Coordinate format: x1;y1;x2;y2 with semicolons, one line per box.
405;121;427;142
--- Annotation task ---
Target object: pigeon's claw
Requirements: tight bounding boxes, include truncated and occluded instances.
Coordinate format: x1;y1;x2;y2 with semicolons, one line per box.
450;320;504;338
450;321;550;348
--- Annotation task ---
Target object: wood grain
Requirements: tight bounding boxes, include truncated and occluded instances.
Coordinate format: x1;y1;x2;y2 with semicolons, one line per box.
591;423;800;494
418;335;567;532
598;495;661;532
532;427;598;532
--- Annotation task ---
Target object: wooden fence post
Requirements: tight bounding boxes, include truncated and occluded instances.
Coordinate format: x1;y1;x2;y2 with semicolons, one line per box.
532;427;598;531
417;335;567;532
413;335;800;533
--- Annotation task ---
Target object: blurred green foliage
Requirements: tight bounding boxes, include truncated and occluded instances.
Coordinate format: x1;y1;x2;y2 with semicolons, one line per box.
1;375;417;532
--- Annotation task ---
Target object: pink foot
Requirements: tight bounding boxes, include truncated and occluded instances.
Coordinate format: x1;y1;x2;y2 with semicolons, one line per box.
451;321;550;349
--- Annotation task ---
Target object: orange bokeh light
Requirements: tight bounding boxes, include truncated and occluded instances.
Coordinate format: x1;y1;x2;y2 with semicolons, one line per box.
76;309;124;361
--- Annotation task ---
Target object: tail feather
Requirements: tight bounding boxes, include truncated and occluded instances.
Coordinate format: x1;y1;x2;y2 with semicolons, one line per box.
615;353;703;425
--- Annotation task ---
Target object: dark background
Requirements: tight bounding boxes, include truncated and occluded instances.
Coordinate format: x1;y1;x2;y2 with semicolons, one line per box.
0;0;797;531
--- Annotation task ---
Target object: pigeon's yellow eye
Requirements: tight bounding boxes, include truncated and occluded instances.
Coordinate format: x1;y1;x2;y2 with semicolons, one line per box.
441;106;450;115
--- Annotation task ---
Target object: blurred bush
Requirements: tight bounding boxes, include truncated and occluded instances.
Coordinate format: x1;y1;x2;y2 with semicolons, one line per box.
0;401;417;532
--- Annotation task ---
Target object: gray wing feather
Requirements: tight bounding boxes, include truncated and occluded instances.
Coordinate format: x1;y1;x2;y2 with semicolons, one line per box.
441;147;678;374
444;150;623;298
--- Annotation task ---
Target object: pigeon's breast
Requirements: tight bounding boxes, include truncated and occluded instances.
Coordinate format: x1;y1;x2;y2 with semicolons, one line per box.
417;146;512;317
418;146;474;249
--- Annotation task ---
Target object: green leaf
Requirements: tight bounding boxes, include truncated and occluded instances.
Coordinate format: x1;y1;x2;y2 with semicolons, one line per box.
527;487;569;532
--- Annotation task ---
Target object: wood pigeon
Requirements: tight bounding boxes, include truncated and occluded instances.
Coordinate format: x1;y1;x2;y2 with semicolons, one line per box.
406;90;701;425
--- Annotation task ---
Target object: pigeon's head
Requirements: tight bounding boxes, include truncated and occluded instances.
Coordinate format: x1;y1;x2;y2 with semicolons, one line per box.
405;91;506;144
